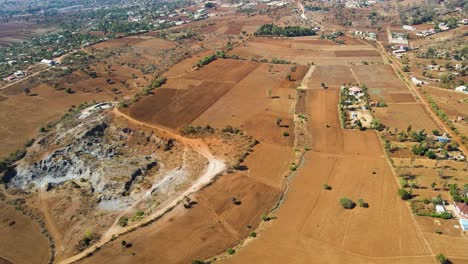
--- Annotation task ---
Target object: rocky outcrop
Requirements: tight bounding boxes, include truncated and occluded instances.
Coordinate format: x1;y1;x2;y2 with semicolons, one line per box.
7;112;159;201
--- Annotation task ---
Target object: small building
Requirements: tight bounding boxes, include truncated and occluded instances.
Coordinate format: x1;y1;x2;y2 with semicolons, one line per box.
435;205;446;214
13;70;26;77
403;25;416;31
411;77;424;86
40;59;56;66
436;136;450;143
439;23;450;31
455;86;467;93
349;86;362;95
455;202;468;218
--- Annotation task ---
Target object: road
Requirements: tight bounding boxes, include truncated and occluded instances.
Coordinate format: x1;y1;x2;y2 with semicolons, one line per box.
59;107;225;264
374;40;468;155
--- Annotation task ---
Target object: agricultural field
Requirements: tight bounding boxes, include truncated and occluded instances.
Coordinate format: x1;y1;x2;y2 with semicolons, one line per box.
229;37;383;65
1;1;468;263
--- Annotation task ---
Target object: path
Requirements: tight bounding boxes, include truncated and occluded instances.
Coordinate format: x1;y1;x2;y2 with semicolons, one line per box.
59;107;224;264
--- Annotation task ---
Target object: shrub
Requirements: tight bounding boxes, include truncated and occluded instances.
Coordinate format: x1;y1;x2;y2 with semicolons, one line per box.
192;260;207;264
249;231;257;238
118;217;129;227
398;188;412;200
135;211;144;217
436;253;449;264
290;163;298;171
323;184;332;190
358;198;369;208
426;150;437;159
222;125;240;134
339;198;356;209
282;131;290;137
226;248;235;255
435;229;442;235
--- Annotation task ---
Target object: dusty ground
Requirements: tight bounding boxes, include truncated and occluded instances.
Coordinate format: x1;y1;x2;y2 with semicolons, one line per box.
222;80;434;264
0;203;50;264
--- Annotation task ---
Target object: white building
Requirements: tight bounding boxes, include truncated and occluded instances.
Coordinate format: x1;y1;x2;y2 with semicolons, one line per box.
455;85;468;94
403;25;416;31
40;59;56;66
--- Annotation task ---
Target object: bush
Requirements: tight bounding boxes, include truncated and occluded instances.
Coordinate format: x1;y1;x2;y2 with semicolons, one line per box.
358;198;369;208
192;260;207;264
426;150;437;159
339;198;356;209
255;24;316;37
118;217;129;227
436;253;449;264
323;184;332;190
222;125;240;134
282;131;289;137
249;231;257;238
226;248;235;255
398;188;412;200
135;211;144;217
149;77;167;89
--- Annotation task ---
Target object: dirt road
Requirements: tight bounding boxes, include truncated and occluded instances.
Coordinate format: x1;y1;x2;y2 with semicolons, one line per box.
58;107;225;264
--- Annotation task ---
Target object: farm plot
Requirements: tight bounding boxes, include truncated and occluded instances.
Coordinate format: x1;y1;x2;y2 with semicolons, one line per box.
183;59;259;83
128;81;234;130
230;38;382;65
351;65;407;90
192;63;297;132
373;103;440;131
224;88;433;264
307;65;357;89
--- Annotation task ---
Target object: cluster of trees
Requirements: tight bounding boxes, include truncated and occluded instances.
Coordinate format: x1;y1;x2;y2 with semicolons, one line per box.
255;24;316;37
305;5;329;11
399;4;436;25
449;184;468;204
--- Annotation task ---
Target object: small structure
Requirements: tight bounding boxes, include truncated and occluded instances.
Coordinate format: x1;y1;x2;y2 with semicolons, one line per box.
416;28;435;37
438;23;450;31
411;77;424;86
455;85;468;94
435;205;446;214
402;25;416;31
349;86;362;95
455;202;468;218
436;136;450;143
40;59;56;66
13;70;26;77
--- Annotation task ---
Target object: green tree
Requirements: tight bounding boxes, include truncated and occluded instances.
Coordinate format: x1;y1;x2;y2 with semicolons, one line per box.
339;198;356;209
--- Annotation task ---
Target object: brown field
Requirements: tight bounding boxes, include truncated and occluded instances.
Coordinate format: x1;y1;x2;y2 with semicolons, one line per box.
0;21;54;47
0;204;50;264
223;87;434;263
80;53;298;263
334;50;380;57
0;84;114;158
307;65;357;88
351;64;407;89
230;37;383;65
374;103;440;131
132;81;234;130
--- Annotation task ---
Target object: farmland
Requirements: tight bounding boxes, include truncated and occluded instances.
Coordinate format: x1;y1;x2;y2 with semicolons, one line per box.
1;0;468;263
